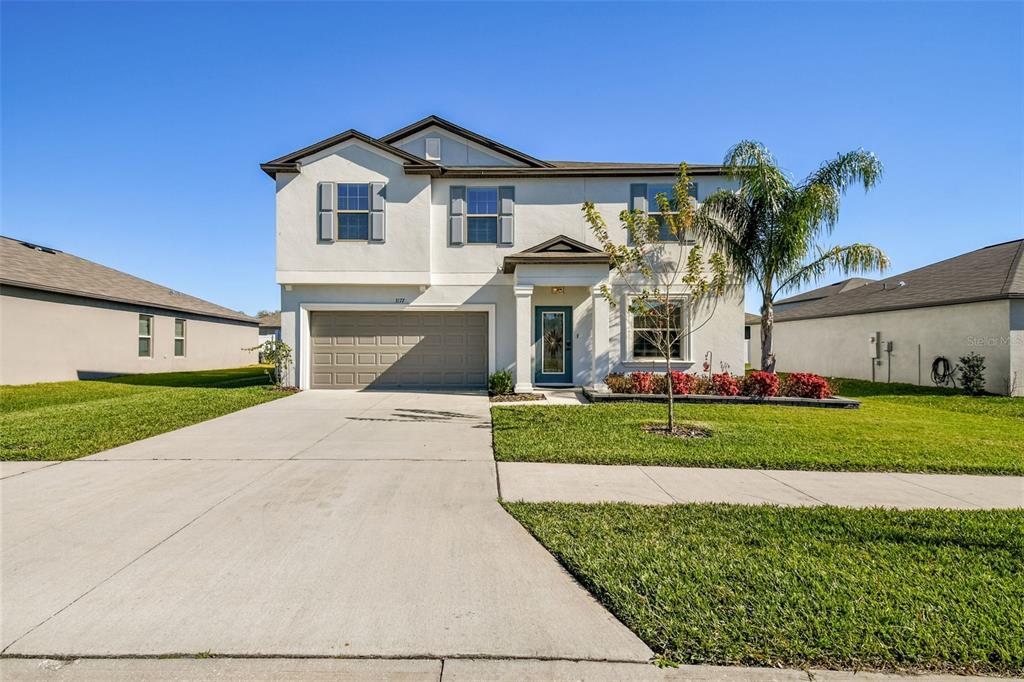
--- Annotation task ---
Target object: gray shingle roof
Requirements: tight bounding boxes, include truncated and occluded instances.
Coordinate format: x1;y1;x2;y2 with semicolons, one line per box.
0;236;257;323
745;313;761;325
775;277;875;306
771;239;1024;323
258;311;281;329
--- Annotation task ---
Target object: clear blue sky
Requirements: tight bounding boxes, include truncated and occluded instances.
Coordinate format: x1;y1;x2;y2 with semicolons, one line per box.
3;1;1021;315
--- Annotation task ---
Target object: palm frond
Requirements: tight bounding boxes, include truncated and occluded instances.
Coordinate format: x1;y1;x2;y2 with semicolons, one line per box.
774;243;890;297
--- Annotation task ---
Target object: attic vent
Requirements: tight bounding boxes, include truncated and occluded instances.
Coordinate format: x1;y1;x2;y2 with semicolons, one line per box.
425;137;441;161
548;244;573;251
19;241;59;255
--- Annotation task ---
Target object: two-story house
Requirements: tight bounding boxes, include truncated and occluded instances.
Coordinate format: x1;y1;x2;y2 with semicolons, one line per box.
261;115;745;392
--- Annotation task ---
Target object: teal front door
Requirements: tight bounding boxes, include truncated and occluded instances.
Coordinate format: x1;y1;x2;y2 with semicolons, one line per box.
535;306;573;384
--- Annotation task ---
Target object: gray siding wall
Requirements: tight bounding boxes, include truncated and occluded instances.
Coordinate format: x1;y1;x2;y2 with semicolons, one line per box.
750;299;1015;395
0;286;258;385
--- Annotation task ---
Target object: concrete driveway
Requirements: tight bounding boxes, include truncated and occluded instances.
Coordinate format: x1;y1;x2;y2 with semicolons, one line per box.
1;391;650;662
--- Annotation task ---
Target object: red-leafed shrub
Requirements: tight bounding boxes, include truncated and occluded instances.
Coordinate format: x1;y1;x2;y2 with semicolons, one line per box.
782;372;833;399
710;373;741;396
604;373;633;393
742;371;780;397
651;373;669;395
630;371;656;394
668;370;695;395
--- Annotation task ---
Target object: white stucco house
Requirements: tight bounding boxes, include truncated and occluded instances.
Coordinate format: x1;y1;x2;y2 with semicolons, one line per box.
262;115;745;392
748;239;1024;396
0;236;258;385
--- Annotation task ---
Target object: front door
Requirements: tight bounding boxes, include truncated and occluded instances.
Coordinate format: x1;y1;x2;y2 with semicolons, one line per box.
534;306;573;385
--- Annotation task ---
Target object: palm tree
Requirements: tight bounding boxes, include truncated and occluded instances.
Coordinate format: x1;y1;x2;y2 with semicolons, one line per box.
696;141;890;372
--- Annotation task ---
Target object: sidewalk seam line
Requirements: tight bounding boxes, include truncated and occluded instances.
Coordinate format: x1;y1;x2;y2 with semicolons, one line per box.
758;471;827;505
885;473;983;509
637;466;678;503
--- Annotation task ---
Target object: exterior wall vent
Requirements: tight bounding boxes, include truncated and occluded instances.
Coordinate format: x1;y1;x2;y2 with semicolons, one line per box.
425;137;441;161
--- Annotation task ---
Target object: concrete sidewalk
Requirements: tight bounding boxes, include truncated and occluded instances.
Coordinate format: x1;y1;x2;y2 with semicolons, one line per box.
498;462;1024;509
0;657;1012;681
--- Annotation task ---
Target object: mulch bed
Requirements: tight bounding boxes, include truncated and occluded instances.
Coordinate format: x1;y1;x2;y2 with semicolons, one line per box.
490;393;547;403
642;423;711;439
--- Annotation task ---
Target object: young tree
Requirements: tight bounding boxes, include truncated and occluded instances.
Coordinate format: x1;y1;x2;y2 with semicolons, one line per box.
583;164;729;431
696;141;889;372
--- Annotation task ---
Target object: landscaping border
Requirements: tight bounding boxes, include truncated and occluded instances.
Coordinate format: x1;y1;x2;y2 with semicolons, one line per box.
582;388;860;409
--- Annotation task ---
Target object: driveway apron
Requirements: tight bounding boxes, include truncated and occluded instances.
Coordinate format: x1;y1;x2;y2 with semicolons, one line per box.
1;390;651;661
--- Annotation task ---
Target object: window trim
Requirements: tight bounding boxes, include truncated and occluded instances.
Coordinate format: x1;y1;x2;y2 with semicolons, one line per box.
174;318;187;357
336;183;371;242
624;295;690;363
138;314;153;358
465;186;499;245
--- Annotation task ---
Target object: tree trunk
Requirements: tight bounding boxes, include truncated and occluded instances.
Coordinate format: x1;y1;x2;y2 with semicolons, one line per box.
760;294;775;373
666;353;674;431
664;300;674;431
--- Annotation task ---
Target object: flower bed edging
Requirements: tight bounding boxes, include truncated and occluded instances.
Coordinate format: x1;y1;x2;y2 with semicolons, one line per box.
582;388;860;409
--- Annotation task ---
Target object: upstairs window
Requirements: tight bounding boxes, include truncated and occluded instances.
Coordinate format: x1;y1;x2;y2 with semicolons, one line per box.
174;318;187;357
337;183;370;240
138;314;153;357
466;187;498;244
647;184;681;242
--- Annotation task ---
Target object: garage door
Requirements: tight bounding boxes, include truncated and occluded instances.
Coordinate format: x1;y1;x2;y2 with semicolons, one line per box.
309;311;488;389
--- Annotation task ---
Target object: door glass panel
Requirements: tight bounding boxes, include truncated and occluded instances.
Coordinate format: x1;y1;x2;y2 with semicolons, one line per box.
541;312;564;374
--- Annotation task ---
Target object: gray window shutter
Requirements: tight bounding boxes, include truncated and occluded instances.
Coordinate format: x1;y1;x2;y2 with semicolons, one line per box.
318;182;336;241
449;185;466;246
630;183;647;212
369;182;385;242
498;186;514;245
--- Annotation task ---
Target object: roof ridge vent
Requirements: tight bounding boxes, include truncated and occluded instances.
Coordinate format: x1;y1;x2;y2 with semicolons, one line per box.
19;240;60;255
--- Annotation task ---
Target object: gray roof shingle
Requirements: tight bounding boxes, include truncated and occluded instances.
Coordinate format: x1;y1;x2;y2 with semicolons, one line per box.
771;239;1024;323
0;236;257;323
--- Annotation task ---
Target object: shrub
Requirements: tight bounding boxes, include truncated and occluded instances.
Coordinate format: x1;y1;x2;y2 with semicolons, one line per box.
958;352;987;396
709;373;741;396
488;370;514;395
669;370;695;395
631;371;656;394
782;372;833;399
651;373;669;395
743;371;780;397
604;373;633;393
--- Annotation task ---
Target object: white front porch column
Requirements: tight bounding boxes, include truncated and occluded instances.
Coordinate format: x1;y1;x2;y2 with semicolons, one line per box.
513;284;534;393
591;285;611;390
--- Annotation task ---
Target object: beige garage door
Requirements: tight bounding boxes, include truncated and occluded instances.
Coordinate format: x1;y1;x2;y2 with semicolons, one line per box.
309;311;488;389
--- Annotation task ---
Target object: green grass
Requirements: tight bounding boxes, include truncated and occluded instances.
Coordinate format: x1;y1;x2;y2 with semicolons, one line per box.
0;367;290;461
492;380;1024;474
505;502;1024;675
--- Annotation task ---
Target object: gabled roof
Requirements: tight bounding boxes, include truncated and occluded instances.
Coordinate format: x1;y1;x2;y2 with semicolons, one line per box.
0;236;257;323
502;235;610;273
745;312;761;325
379;115;554;168
775;277;875;307
771;239;1024;323
259;115;728;179
260;129;440;178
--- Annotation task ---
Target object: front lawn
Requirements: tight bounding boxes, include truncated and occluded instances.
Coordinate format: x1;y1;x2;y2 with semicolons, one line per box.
0;367;290;461
505;502;1024;675
491;380;1024;474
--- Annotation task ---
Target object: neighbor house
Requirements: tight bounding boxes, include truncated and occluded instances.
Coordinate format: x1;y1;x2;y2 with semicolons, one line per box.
748;240;1024;396
258;312;282;344
261;115;745;391
0;236;258;385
